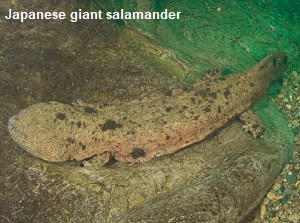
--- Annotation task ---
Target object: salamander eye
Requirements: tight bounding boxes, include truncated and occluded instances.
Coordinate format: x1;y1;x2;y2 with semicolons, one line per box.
272;57;277;67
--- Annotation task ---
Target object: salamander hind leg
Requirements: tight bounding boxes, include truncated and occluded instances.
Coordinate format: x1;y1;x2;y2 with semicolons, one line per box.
238;110;265;139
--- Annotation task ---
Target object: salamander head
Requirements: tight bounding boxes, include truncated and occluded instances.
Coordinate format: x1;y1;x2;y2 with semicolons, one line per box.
8;102;78;162
256;51;288;80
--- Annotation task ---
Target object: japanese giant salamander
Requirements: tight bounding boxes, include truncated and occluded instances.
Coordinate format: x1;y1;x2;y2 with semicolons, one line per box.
8;52;288;165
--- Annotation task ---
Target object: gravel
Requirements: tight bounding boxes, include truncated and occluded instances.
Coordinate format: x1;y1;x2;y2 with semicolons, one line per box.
254;70;300;223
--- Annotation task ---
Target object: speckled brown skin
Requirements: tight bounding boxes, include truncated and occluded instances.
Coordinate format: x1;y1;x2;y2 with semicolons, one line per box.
8;52;288;164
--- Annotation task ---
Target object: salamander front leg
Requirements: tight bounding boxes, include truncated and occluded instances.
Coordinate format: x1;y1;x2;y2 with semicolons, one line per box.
238;110;265;138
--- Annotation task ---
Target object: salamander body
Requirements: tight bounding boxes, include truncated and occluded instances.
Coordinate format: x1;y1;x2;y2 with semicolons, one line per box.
8;52;288;164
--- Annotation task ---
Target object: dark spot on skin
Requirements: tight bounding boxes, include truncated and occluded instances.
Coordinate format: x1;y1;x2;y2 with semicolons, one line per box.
224;88;231;99
225;101;229;105
272;57;277;67
122;116;128;120
182;106;188;110
56;113;66;120
67;137;75;144
206;88;211;92
208;100;214;103
165;135;170;140
101;120;122;131
84;107;97;113
165;90;173;97
127;130;135;135
257;127;266;137
218;106;221;113
70;121;74;125
198;100;202;104
92;137;100;141
208;92;217;99
283;55;288;64
250;83;255;87
165;107;172;112
203;107;211;113
129;120;136;124
194;89;207;98
194;115;200;120
77;121;82;128
252;124;260;129
131;148;146;159
190;97;196;104
81;145;86;150
219;77;227;81
236;81;240;86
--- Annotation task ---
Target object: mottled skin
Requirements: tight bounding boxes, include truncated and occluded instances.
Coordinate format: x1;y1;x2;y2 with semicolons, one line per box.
8;52;288;164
